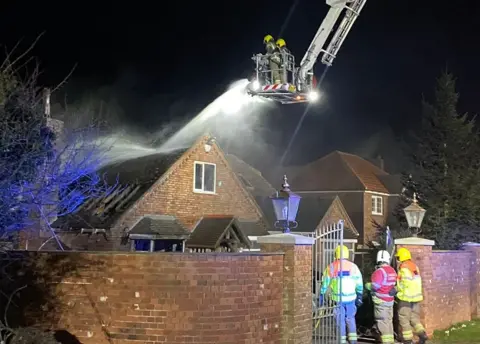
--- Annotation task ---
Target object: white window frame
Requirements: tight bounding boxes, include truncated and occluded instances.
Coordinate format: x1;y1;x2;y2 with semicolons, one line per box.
193;161;216;194
371;195;383;215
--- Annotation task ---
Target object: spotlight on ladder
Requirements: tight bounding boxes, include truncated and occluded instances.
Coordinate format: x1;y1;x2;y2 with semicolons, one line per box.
308;90;320;102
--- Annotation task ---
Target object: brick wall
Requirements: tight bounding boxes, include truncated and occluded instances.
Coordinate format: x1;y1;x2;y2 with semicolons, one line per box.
10;251;284;344
427;251;471;330
396;241;480;336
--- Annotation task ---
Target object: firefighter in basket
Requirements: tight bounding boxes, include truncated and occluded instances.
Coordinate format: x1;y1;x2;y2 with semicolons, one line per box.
365;250;397;344
276;38;291;83
319;245;363;344
263;34;282;84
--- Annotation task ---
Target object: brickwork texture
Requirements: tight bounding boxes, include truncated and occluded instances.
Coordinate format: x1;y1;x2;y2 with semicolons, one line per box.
10;251;285;344
260;243;313;344
397;242;480;336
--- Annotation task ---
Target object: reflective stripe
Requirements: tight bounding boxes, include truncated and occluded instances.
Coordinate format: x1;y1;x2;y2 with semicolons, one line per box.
372;265;397;302
414;323;425;333
322;259;363;302
381;334;395;343
376;292;393;298
397;262;423;302
402;330;413;340
348;333;358;341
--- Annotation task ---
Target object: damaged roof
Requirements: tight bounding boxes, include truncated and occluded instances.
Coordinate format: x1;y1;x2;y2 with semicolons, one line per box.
128;215;190;239
225;154;276;197
186;216;252;249
51;148;188;230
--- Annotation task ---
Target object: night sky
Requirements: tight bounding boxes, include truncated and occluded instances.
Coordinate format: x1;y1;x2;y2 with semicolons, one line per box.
0;0;478;170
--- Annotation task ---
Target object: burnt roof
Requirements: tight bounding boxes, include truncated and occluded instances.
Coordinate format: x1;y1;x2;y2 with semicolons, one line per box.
51;148;188;230
225;154;275;197
254;193;358;239
186;216;251;249
128;215;190;239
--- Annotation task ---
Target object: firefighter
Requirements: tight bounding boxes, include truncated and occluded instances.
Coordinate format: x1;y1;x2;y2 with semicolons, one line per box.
276;38;290;83
365;250;397;344
395;247;428;344
319;245;363;344
263;34;281;84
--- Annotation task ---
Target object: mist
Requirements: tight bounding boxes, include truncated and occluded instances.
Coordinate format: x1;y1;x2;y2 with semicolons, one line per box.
59;70;407;178
67;79;282;172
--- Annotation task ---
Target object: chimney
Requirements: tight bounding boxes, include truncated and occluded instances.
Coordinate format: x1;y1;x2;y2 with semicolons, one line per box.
377;155;384;171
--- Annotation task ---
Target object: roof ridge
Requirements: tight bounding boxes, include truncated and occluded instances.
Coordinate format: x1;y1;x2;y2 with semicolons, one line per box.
333;151;367;190
336;151;389;192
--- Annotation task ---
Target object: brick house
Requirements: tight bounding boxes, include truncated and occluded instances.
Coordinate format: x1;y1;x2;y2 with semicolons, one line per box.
43;135;269;251
225;154;359;249
289;151;401;245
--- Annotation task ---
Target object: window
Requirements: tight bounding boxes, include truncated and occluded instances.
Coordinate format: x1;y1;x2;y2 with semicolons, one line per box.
134;239;151;251
372;195;383;215
133;239;184;252
194;162;216;193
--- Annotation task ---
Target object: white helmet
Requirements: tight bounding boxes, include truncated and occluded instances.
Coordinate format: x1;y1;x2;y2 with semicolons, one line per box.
376;250;391;264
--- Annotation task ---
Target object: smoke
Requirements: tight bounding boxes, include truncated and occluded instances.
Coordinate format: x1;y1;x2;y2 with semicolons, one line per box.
65;78;282;172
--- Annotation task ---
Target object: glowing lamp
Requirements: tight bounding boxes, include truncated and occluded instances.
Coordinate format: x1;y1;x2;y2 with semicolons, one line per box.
271;175;301;233
252;79;260;91
403;193;426;236
308;90;319;102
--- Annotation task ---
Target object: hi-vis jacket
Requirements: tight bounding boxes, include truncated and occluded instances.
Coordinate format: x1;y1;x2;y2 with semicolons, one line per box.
320;259;363;303
369;265;397;305
397;260;424;303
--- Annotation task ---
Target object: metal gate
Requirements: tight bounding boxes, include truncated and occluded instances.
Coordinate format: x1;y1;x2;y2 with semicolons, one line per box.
310;220;345;344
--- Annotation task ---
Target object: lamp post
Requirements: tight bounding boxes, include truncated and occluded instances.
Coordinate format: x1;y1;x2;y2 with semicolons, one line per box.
403;193;426;237
270;175;301;233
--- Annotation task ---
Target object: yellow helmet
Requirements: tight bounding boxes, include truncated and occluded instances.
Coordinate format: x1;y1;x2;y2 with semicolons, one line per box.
276;38;286;48
395;247;412;262
264;34;274;44
334;245;349;260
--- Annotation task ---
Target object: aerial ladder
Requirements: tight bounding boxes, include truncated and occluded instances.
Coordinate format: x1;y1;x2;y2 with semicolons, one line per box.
247;0;368;104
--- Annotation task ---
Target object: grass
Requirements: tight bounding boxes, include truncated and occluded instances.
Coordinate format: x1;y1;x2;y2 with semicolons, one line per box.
431;319;480;343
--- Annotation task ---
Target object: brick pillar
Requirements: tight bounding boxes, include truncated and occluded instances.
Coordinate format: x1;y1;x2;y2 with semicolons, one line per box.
395;237;435;336
258;233;314;344
463;242;480;318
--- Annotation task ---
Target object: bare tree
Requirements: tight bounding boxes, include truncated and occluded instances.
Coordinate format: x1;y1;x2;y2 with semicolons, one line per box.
0;39;117;343
0;45;116;251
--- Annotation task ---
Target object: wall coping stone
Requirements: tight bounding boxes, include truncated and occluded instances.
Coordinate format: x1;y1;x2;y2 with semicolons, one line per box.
394;237;435;246
463;242;480;247
257;233;314;246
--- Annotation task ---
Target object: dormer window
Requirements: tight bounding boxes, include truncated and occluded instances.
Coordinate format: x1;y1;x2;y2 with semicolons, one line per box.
194;161;216;193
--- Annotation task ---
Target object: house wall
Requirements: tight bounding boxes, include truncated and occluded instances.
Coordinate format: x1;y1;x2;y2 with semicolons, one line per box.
363;192;389;243
111;140;264;250
336;192;364;242
9;251;284;344
396;242;480;336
